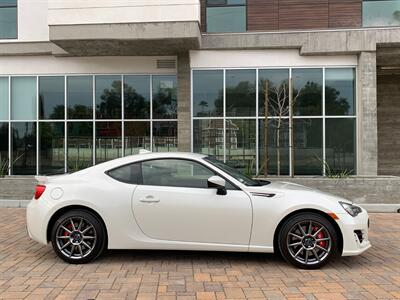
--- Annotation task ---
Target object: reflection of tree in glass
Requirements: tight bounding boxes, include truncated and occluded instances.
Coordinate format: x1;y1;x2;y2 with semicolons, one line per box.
294;81;322;116
49;105;66;120
97;81;121;119
125;84;150;119
325;86;350;115
68;105;92;119
224;81;256;116
198;101;209;114
153;84;177;118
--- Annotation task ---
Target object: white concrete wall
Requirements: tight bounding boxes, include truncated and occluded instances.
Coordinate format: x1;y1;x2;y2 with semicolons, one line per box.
0;56;177;75
190;50;358;68
0;0;49;43
48;0;200;25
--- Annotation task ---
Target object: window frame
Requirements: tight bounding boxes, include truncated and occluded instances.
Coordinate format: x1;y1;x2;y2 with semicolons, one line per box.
0;0;17;40
205;0;248;33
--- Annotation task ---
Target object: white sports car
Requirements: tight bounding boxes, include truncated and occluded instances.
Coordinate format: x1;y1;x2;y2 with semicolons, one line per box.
27;152;371;269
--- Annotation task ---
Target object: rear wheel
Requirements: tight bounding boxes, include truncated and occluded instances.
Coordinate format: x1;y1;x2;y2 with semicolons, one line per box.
278;212;338;269
51;210;106;264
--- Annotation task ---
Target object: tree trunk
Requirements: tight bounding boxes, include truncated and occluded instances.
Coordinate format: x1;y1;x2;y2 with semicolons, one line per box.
264;80;269;177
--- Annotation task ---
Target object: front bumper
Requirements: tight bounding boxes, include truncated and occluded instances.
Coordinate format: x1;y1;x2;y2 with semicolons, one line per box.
339;210;371;256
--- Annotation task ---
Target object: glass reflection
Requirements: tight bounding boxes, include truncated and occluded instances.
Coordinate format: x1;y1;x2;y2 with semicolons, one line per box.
0;77;8;120
206;6;246;33
363;0;400;27
193;70;223;117
95;76;122;119
152;76;177;119
193;119;224;160
124;76;150;119
0;123;8;172
259;119;290;176
325;69;355;116
11;77;37;120
11;122;36;175
226;70;256;117
153;121;177;152
67;122;93;171
67;76;93;119
225;119;256;174
39;122;65;174
95;122;122;163
294;118;323;175
39;77;65;120
292;69;323;116
124;122;150;155
0;4;17;39
259;69;289;117
326;118;356;174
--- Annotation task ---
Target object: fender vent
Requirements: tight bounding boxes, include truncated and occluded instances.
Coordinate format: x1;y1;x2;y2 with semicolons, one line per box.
251;192;275;198
157;59;176;69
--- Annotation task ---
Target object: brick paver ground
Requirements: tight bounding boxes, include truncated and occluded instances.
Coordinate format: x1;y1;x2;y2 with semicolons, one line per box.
0;209;399;300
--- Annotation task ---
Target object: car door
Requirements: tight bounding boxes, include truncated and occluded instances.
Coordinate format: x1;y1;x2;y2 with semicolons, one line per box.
131;158;252;245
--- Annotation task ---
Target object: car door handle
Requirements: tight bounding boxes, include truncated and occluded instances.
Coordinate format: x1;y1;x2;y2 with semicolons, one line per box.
139;196;160;203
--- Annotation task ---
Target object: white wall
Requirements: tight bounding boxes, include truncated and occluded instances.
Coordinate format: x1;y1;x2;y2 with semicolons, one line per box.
190;50;358;68
0;56;177;75
0;0;49;43
48;0;200;25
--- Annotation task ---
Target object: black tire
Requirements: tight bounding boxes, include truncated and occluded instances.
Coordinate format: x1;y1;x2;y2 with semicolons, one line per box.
51;209;107;264
278;212;339;269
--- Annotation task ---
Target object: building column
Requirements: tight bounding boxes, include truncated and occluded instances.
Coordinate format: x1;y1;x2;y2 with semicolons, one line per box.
357;51;378;175
177;52;192;152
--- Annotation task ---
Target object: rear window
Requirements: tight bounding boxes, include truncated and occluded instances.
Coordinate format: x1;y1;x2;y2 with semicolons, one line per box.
107;163;141;184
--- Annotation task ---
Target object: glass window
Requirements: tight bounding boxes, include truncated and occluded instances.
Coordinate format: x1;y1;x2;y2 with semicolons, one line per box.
142;159;215;188
325;69;355;116
11;122;36;175
67;76;93;119
193;70;223;117
107;163;141;184
259;69;290;117
39;122;64;175
124;122;150;156
363;0;400;27
0;77;8;120
226;70;256;117
0;122;8;173
259;119;290;176
0;0;17;39
95;122;122;163
39;76;65;120
153;121;177;152
206;0;246;33
326;118;356;175
124;75;150;119
225;119;256;174
292;69;323;116
67;122;93;172
11;77;37;120
152;76;177;119
294;118;323;175
193;119;224;161
95;76;122;119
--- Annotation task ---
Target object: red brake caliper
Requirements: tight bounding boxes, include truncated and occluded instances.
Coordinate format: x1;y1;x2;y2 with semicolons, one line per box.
314;226;326;248
64;223;73;236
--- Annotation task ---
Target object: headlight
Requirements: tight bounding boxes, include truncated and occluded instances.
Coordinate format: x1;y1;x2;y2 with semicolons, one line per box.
339;201;362;217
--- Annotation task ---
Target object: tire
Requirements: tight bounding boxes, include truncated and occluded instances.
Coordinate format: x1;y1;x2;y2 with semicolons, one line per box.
51;209;107;264
278;212;339;269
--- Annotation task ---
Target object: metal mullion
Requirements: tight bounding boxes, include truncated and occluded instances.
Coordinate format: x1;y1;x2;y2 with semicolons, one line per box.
64;76;67;173
255;68;259;175
223;69;226;163
36;76;39;175
8;76;11;175
121;75;125;157
190;69;194;152
92;75;96;165
150;75;153;152
322;68;326;176
288;68;293;177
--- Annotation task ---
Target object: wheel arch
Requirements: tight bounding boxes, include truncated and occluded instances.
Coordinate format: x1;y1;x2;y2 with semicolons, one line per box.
273;208;343;256
46;205;109;247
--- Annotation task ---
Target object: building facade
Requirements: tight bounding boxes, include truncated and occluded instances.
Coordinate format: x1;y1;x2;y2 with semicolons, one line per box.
0;0;399;177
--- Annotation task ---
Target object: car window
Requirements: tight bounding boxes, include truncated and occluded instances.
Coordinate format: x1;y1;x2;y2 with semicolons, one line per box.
142;159;222;189
107;163;141;184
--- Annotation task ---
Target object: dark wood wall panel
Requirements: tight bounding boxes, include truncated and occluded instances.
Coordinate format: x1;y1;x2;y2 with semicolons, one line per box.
278;0;329;30
329;0;362;28
200;0;206;32
247;0;279;31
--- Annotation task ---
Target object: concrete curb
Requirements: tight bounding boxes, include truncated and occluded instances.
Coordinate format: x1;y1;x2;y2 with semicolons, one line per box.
0;199;399;213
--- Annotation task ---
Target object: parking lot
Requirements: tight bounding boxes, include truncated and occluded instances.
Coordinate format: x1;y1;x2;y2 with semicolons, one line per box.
0;209;399;300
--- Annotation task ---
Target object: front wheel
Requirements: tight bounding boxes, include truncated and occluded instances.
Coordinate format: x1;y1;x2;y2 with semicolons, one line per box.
278;212;339;269
51;210;107;264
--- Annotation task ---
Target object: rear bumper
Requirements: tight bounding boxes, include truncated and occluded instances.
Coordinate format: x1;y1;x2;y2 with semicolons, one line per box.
26;198;50;245
339;210;372;256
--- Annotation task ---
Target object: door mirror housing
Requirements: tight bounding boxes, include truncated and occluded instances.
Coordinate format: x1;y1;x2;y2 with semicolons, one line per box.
207;176;227;195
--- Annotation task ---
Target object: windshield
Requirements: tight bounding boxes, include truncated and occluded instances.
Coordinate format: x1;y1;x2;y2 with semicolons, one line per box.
204;157;261;186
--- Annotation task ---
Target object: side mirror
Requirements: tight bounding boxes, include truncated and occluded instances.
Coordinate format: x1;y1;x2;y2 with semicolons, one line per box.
207;175;227;195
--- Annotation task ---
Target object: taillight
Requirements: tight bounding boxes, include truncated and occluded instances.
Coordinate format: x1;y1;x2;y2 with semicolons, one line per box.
34;185;46;200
